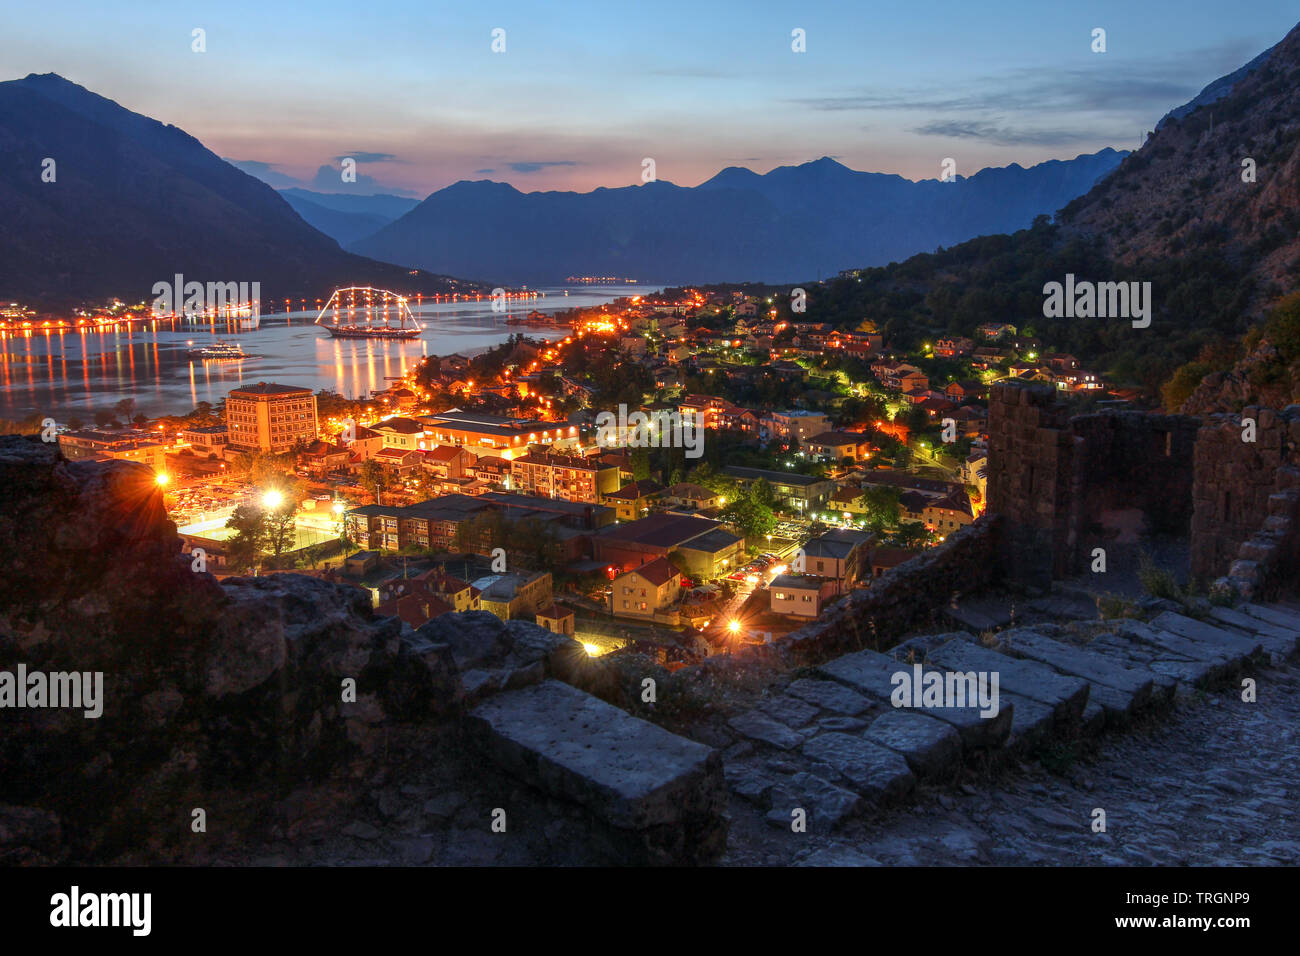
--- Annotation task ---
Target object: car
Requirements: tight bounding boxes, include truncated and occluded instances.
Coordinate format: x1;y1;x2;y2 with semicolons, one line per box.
728;570;746;581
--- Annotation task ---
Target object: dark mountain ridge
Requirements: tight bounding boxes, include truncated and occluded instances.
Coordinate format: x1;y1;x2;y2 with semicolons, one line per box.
0;74;476;308
350;150;1128;285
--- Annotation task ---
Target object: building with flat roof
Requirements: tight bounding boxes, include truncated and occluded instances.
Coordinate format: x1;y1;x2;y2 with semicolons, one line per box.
800;528;875;586
722;465;836;513
226;382;317;453
417;409;578;460
594;512;743;579
763;409;831;444
58;430;167;472
770;574;837;618
511;451;619;503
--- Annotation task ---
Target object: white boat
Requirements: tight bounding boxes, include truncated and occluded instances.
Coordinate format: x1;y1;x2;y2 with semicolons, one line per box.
186;339;247;360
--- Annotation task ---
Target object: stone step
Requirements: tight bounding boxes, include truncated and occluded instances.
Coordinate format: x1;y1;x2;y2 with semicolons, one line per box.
815;649;1013;749
1083;632;1185;700
1112;620;1236;667
1100;622;1238;689
1208;606;1298;658
1149;611;1263;659
766;772;862;831
800;731;916;804
997;690;1058;750
992;628;1154;720
468;679;727;864
727;709;811;751
861;709;963;780
784;677;875;716
923;638;1091;725
1241;603;1300;647
1081;700;1107;736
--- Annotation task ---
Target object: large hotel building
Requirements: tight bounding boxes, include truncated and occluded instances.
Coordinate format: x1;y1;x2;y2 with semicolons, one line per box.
226;383;318;453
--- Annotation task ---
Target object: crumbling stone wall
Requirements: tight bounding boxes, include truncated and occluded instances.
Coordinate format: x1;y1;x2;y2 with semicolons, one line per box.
1191;406;1300;595
988;384;1300;592
987;383;1198;586
736;519;1002;667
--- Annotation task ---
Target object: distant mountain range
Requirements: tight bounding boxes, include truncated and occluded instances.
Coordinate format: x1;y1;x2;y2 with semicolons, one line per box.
278;189;420;247
0;74;474;308
348;150;1127;285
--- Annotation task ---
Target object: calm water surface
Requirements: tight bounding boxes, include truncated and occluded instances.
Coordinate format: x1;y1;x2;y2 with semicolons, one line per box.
0;285;658;419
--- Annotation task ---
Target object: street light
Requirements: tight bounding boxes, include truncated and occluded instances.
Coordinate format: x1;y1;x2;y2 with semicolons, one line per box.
262;490;284;509
728;619;741;635
155;472;170;487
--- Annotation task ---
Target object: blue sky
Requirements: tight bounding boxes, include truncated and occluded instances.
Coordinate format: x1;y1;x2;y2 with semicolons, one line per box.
2;0;1297;196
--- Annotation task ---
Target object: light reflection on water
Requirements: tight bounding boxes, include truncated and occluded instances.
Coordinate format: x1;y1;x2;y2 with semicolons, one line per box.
0;285;656;418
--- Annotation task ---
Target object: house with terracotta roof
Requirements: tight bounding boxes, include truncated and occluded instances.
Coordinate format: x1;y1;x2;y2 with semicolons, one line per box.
609;557;682;621
944;379;987;402
602;478;665;521
422;443;473;479
923;492;974;534
535;603;575;636
803;430;873;462
870;547;920;578
376;590;454;629
662;482;722;511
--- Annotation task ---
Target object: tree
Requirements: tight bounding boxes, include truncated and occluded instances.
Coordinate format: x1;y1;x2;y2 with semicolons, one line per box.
856;485;902;531
631;447;651;481
891;521;931;548
263;496;299;559
359;460;391;504
749;477;775;510
114;397;136;422
1159;361;1211;411
225;505;269;572
1264;291;1300;363
721;495;775;541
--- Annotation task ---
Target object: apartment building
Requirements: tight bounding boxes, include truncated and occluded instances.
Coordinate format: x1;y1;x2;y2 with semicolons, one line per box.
510;451;620;502
58;430;168;472
225;383;317;453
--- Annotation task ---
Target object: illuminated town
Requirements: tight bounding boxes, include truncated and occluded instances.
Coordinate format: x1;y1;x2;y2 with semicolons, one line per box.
2;3;1298;904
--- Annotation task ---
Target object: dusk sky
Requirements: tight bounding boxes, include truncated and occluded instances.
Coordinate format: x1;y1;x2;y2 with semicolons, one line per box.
3;1;1297;197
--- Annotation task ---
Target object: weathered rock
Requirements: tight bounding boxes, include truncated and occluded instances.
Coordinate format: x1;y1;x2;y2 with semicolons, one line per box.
925;638;1091;725
768;772;862;830
994;628;1154;718
784;677;874;715
1150;612;1263;659
817;649;1013;749
800;732;915;803
467;680;727;864
727;710;809;750
862;710;962;780
756;694;820;729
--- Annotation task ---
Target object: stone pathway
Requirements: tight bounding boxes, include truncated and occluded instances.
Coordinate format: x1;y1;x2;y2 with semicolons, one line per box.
200;601;1299;866
717;602;1300;865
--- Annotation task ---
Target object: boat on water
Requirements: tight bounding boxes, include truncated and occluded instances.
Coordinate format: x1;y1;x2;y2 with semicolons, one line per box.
315;287;423;339
186;339;247;360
